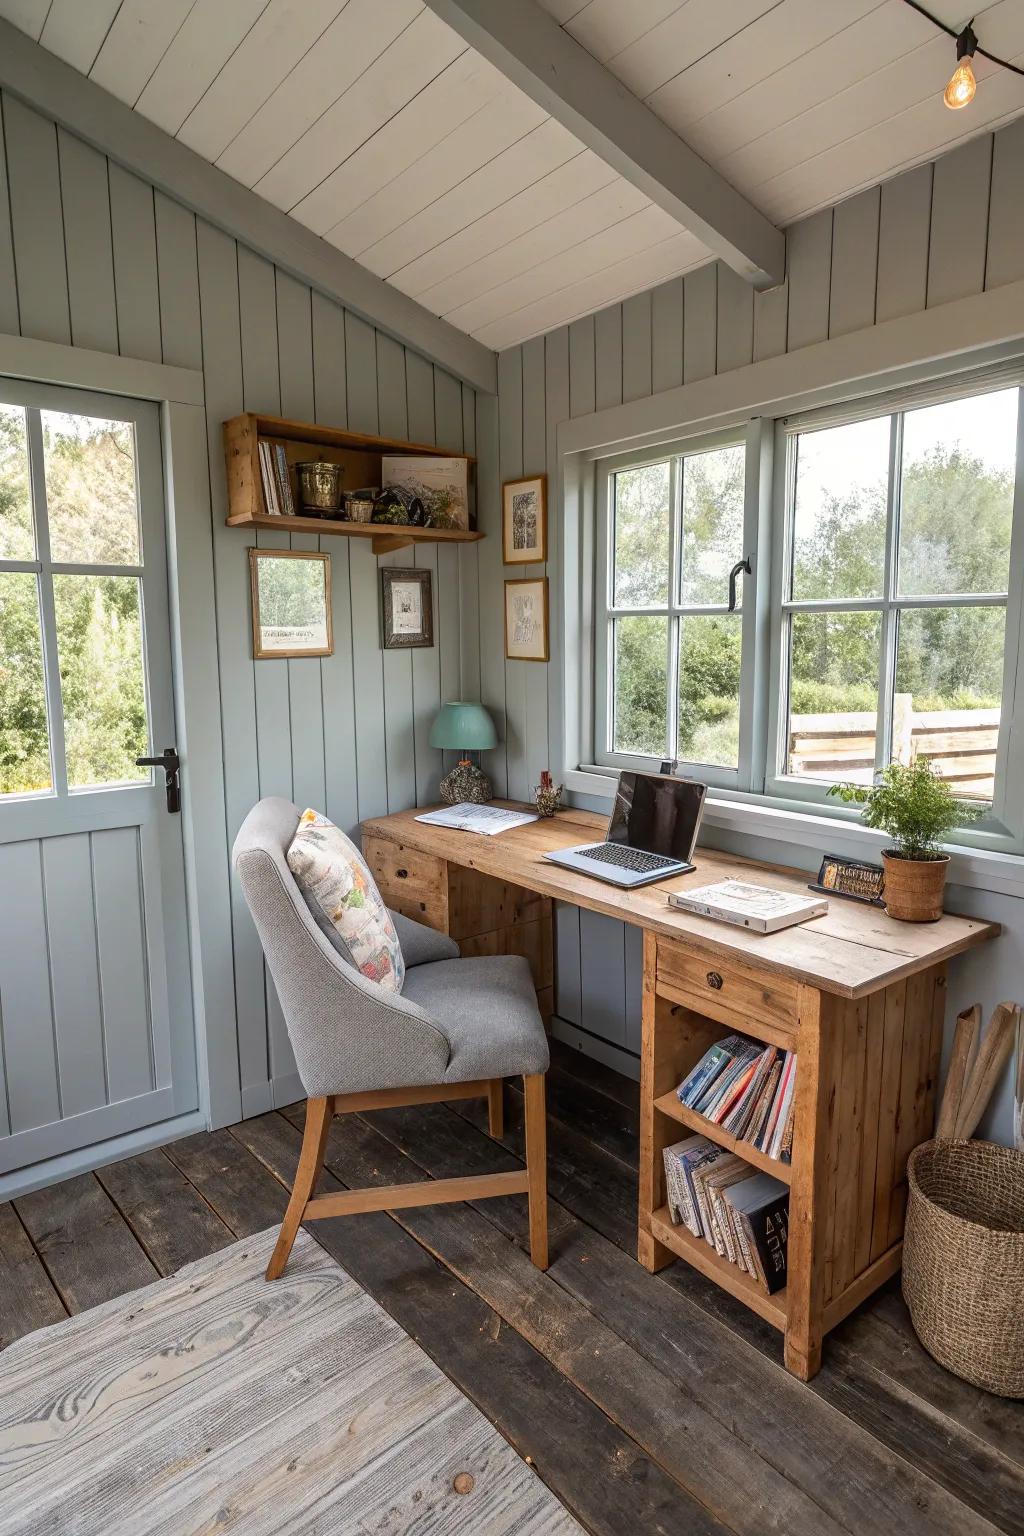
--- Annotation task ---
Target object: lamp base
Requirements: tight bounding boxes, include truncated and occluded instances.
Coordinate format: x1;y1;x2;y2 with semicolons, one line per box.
440;758;492;805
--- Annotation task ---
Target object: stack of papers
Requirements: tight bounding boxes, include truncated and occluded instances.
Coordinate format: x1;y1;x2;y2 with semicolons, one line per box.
414;803;539;836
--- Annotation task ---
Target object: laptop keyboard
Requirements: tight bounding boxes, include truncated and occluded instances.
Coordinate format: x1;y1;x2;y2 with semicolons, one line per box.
576;842;680;875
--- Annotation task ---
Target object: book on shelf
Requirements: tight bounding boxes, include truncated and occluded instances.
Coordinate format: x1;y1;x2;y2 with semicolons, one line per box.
675;1034;797;1163
273;444;296;516
663;1137;789;1294
724;1172;790;1294
257;440;280;515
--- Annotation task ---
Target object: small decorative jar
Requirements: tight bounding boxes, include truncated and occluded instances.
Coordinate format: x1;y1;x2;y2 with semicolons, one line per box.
533;781;564;817
296;460;343;515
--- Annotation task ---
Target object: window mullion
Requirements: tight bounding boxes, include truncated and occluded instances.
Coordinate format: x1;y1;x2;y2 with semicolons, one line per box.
875;413;902;776
666;456;682;760
25;408;69;799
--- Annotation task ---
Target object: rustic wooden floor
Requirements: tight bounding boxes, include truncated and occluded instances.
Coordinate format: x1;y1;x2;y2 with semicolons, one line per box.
2;1041;1021;1536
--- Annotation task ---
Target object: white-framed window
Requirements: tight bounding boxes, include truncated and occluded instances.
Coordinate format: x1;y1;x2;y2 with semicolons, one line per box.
0;382;155;801
594;433;749;789
589;367;1024;848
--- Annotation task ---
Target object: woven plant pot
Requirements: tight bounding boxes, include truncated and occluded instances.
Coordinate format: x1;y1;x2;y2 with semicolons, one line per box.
903;1139;1024;1396
881;850;948;922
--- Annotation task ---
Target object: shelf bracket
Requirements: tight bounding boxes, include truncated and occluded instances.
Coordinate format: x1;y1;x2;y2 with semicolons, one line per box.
371;533;414;556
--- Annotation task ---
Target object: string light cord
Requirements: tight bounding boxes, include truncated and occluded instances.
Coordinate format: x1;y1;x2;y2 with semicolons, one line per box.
900;1;1024;79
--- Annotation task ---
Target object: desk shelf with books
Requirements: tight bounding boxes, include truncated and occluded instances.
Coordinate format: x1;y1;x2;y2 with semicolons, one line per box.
639;929;954;1380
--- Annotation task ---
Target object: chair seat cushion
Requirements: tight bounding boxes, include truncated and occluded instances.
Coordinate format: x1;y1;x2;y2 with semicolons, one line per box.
400;954;550;1082
287;808;404;993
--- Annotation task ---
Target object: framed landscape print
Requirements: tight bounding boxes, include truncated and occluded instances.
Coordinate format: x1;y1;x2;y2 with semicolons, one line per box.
381;566;434;649
502;474;547;564
504;577;549;662
249;548;332;659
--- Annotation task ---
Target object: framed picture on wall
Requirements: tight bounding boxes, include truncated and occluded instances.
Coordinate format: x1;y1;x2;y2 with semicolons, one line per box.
381;567;434;649
502;474;547;563
249;548;333;659
504;577;549;662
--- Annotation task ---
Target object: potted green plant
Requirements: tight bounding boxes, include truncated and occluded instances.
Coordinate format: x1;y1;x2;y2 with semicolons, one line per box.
828;760;980;922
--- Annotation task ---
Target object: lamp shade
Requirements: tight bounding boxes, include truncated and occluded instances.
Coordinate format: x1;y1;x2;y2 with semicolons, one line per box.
430;701;497;752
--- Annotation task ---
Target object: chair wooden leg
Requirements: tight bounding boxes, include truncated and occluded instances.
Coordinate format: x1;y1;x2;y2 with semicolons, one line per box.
266;1095;333;1281
487;1078;504;1139
523;1073;549;1271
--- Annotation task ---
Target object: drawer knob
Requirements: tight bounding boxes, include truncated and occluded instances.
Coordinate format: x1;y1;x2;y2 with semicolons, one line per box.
706;970;724;990
396;868;409;879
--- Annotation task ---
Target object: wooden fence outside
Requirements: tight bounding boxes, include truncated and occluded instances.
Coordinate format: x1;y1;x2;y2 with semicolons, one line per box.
790;695;998;796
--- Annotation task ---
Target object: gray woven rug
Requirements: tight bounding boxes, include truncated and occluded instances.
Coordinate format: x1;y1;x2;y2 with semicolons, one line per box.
0;1228;583;1535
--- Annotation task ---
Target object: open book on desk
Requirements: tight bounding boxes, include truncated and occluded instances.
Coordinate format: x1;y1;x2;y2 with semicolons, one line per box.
415;803;539;836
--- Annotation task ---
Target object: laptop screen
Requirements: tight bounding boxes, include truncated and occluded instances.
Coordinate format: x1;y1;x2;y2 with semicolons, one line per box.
606;772;706;861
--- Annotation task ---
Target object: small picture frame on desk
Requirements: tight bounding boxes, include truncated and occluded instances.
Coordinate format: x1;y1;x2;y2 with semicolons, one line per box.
810;853;885;906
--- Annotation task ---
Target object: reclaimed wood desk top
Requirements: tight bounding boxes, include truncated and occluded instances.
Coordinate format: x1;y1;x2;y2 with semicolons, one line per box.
361;804;999;999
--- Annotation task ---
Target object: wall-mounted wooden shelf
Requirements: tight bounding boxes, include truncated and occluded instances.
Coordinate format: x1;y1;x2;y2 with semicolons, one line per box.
223;411;482;557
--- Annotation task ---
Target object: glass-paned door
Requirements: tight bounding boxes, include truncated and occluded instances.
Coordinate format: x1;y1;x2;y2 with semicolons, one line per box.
0;380;196;1181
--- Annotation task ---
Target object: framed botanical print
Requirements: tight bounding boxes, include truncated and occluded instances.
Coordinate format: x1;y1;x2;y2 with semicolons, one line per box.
381;566;434;649
502;474;547;564
249;548;333;659
504;577;549;662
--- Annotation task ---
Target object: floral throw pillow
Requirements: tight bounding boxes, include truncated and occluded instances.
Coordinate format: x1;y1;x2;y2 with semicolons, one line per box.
286;808;405;993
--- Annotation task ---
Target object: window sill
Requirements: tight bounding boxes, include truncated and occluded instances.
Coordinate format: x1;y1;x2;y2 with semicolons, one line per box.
568;765;1024;900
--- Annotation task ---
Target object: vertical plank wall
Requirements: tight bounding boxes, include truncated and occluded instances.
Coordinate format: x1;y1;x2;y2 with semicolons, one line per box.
0;91;482;1118
487;120;1024;1078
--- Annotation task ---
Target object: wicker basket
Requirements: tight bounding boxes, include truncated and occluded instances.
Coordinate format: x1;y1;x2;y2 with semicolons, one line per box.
903;1139;1024;1397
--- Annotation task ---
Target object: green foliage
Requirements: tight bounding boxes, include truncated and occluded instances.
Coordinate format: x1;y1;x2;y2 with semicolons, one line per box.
828;759;980;859
0;411;147;796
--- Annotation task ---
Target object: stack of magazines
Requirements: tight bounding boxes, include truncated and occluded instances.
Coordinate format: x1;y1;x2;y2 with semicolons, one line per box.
663;1138;789;1293
676;1033;796;1163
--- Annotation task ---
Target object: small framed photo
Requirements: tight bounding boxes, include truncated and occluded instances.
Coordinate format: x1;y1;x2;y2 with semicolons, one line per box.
504;577;549;662
381;566;434;649
249;548;332;659
502;474;547;564
810;853;885;906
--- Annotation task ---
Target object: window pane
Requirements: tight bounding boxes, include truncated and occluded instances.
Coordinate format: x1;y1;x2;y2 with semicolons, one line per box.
43;411;140;565
899;388;1017;597
895;606;1004;801
678;613;741;768
613;462;670;607
0;404;34;560
53;575;148;788
0;572;51;794
680;445;745;606
613;615;668;756
791;417;889;600
787;611;880;783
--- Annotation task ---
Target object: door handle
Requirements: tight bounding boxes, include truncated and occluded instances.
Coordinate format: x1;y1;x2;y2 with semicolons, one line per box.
136;747;181;813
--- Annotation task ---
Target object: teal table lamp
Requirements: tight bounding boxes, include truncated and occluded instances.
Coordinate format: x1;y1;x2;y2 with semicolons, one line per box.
431;701;497;804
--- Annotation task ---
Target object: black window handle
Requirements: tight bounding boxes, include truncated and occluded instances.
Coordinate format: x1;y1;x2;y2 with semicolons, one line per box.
728;557;752;612
136;747;181;813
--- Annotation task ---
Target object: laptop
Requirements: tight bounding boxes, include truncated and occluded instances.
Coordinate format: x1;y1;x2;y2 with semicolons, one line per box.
544;771;706;889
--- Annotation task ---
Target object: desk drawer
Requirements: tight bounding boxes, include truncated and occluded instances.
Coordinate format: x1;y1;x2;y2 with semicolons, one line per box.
656;939;798;1039
362;837;448;932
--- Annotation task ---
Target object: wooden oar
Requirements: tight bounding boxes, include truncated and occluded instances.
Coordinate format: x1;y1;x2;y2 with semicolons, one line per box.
936;1004;980;1139
953;1001;1020;1141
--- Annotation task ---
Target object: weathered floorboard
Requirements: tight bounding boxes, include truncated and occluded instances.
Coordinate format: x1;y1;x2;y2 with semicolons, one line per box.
95;1147;235;1274
0;1201;66;1347
14;1173;157;1313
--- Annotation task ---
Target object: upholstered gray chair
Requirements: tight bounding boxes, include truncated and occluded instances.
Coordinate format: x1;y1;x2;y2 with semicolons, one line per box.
233;797;550;1280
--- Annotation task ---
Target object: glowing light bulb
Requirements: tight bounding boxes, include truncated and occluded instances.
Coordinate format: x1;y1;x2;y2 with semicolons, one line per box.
944;23;978;110
944;57;977;109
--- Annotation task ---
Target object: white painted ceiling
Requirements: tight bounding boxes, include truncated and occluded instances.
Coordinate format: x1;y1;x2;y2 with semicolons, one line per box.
2;0;1024;350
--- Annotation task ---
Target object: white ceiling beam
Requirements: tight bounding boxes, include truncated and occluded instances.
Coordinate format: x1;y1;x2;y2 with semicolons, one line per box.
0;19;497;394
422;0;786;290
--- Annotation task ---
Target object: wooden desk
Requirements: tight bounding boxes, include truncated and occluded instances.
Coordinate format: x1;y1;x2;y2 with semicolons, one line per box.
362;803;999;1379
